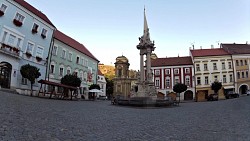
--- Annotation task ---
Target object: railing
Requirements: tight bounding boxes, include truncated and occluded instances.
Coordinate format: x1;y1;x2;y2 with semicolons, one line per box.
0;43;21;59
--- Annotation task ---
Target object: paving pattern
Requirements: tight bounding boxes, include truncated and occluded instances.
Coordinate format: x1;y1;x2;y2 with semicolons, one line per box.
0;91;250;141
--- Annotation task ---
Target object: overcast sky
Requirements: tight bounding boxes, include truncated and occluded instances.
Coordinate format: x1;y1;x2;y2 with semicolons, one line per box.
26;0;250;70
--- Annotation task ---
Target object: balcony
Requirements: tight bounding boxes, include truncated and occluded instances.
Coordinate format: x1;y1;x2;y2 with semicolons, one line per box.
0;43;21;59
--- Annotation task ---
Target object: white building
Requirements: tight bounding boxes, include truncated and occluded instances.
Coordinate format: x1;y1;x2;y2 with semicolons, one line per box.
97;69;106;97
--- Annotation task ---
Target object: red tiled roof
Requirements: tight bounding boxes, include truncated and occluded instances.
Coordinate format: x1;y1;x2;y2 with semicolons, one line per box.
54;30;99;62
190;48;230;57
14;0;55;28
98;69;103;75
221;43;250;54
151;56;193;67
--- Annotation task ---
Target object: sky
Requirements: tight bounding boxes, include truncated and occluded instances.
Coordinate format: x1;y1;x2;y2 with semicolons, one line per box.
25;0;250;70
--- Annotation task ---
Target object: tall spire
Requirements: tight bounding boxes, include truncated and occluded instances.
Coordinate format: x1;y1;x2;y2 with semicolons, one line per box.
142;7;151;44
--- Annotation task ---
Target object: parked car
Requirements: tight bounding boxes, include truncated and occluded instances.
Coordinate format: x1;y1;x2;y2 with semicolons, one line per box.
207;94;218;101
225;91;239;99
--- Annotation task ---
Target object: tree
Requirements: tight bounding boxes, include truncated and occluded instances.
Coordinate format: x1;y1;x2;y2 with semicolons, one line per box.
105;77;113;99
89;84;100;90
211;81;222;94
61;74;81;97
173;83;187;104
61;74;81;87
20;64;41;96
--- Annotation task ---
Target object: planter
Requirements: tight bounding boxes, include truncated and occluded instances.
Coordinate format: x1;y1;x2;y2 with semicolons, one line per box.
36;56;42;62
0;10;4;17
41;34;46;39
13;19;22;27
25;52;32;58
32;29;38;34
12;47;20;53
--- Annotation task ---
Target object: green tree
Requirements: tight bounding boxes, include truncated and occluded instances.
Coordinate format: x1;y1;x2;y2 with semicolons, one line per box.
89;84;100;90
20;64;41;96
105;77;113;99
173;83;187;104
61;74;81;87
211;81;222;94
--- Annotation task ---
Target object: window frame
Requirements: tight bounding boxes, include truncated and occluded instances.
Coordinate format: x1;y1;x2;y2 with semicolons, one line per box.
14;12;25;22
0;3;7;13
26;41;35;54
36;46;44;58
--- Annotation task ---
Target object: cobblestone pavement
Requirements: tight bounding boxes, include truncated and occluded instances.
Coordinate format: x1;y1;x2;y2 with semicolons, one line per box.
0;91;250;141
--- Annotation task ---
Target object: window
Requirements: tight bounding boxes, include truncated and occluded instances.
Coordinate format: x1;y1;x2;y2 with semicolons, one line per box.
118;68;122;77
237;72;240;79
185;68;190;73
213;63;217;70
185;76;190;86
214;75;218;81
21;77;27;85
36;47;43;57
155;79;160;87
52;46;57;55
83;72;87;81
174;76;180;84
228;62;232;69
14;13;25;22
204;64;208;71
240;60;243;66
8;34;16;46
165;69;170;75
242;72;245;78
76;56;80;64
32;23;39;33
17;38;22;48
81;58;84;65
68;53;72;61
2;31;7;42
229;74;233;82
26;42;34;53
59;67;64;76
196;64;200;71
61;49;66;59
205;76;209;85
0;4;7;12
166;76;170;87
79;71;83;80
223;75;226;83
155;70;160;76
41;28;47;38
174;69;179;74
50;65;55;74
245;60;248;65
222;62;225;70
67;68;71;74
236;60;239;66
246;71;249;78
197;77;201;85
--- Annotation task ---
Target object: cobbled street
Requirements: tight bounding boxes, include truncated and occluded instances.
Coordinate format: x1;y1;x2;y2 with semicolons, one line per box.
0;91;250;141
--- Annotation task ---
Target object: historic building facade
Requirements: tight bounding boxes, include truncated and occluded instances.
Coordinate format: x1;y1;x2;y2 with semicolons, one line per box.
0;0;55;93
190;48;234;101
222;43;250;94
47;30;99;98
113;55;137;97
97;69;106;96
151;56;195;101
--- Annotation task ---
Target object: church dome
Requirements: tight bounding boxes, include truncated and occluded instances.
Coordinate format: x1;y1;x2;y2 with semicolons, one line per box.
116;55;128;63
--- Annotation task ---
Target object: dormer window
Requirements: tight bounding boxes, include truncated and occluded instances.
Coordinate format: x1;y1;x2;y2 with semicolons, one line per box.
32;23;39;33
41;28;47;38
0;4;7;16
13;13;25;27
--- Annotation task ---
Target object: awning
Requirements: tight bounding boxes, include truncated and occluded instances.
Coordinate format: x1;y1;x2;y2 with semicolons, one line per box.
224;86;234;89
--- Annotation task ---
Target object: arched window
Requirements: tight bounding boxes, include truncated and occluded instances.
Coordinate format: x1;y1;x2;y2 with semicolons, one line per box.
67;67;71;75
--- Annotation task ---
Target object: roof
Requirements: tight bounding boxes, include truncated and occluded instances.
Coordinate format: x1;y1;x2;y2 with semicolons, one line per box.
98;69;103;76
221;44;250;55
14;0;55;28
151;56;193;67
190;48;230;57
54;30;99;62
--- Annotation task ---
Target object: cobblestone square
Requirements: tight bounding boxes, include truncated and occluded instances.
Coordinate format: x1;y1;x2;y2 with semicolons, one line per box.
0;91;250;141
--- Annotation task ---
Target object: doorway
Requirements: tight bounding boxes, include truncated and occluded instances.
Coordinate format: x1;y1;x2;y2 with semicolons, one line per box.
0;62;12;89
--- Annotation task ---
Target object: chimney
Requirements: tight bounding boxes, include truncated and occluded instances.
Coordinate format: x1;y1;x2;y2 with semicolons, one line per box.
211;45;214;49
200;46;202;49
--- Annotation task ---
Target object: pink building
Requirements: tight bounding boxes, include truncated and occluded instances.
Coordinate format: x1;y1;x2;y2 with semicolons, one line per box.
151;56;195;101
